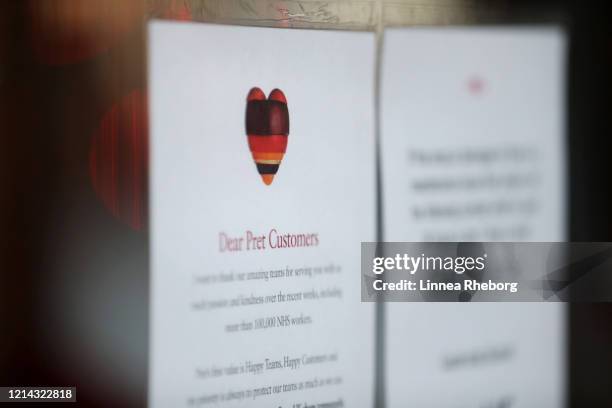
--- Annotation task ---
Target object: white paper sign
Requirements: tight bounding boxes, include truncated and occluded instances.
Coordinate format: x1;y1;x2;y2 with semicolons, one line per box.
148;21;376;408
381;27;567;408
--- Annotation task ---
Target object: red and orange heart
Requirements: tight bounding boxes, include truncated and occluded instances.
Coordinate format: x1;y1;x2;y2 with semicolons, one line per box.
245;87;289;185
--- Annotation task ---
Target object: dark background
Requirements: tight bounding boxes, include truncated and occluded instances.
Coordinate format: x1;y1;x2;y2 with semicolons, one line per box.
1;1;611;407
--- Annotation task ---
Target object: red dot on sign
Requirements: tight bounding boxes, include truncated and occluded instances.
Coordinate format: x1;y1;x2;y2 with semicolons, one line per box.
468;76;485;95
89;90;148;231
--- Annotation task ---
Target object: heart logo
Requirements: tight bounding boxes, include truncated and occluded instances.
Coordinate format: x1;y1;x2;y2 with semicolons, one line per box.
245;87;289;185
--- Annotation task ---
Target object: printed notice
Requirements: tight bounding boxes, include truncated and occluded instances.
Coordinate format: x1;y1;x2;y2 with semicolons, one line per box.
381;28;567;407
148;22;375;408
